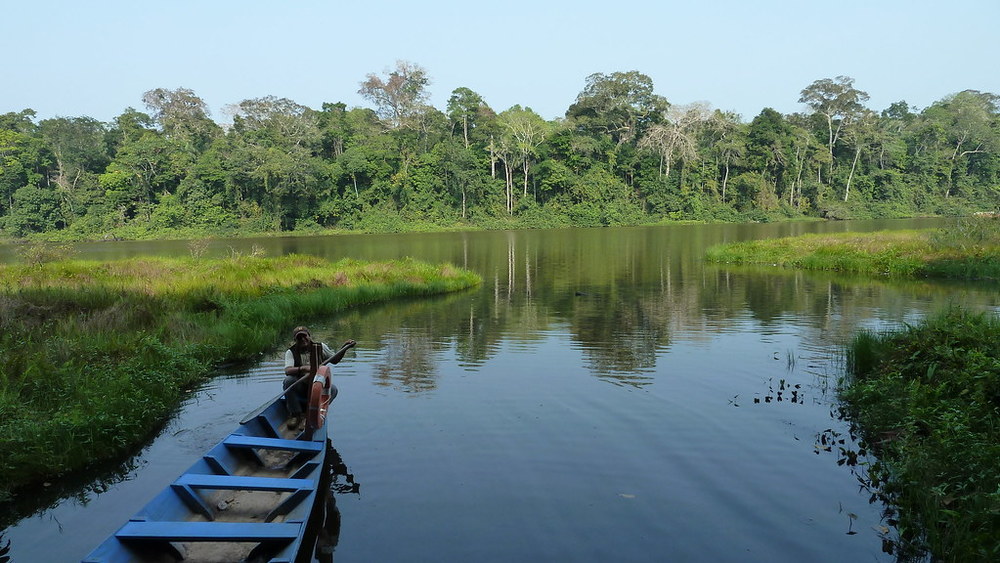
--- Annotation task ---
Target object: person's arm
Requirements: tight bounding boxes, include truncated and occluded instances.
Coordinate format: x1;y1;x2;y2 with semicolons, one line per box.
325;340;356;365
284;349;307;376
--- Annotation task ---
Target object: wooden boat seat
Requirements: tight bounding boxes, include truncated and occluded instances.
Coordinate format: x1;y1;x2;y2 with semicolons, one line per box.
116;520;301;542
170;474;316;521
173;474;315;492
224;435;324;453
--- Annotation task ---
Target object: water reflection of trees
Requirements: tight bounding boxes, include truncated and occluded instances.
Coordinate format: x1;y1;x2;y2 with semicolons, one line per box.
318;226;999;393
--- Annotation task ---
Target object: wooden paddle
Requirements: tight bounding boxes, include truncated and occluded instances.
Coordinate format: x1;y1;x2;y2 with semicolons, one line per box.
239;340;356;424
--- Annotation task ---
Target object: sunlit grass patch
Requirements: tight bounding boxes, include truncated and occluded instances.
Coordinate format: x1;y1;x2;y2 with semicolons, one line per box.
0;254;480;497
705;218;1000;279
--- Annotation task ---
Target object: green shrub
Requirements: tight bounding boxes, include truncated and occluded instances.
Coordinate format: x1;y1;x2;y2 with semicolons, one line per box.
843;309;1000;561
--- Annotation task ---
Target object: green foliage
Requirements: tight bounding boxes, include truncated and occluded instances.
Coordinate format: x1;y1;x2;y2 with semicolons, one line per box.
706;221;1000;280
843;309;1000;561
0;256;481;497
2;77;1000;240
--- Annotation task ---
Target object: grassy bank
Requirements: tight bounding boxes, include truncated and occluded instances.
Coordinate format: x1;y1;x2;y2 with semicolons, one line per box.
705;217;1000;279
844;309;1000;561
0;254;480;498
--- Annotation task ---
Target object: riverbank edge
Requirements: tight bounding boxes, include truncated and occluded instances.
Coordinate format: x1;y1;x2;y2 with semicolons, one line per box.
703;219;1000;280
1;215;830;245
0;255;481;502
843;309;1000;561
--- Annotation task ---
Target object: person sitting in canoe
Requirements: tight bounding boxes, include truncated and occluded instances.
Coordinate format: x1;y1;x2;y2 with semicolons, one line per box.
283;326;354;429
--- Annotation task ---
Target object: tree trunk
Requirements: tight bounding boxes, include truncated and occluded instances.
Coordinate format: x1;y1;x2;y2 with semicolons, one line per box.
844;145;861;202
522;156;529;198
489;137;497;178
721;156;730;202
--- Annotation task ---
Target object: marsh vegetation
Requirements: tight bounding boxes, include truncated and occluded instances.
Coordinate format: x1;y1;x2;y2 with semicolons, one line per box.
845;310;1000;561
0;250;479;497
705;217;1000;280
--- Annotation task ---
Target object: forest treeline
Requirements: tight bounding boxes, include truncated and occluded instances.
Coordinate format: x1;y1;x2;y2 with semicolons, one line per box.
2;63;999;239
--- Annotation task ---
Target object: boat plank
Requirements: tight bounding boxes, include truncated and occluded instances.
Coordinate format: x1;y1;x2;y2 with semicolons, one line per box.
224;435;324;453
174;474;315;492
116;521;300;542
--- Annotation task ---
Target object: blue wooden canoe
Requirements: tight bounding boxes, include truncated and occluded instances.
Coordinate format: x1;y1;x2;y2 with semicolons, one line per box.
82;396;329;563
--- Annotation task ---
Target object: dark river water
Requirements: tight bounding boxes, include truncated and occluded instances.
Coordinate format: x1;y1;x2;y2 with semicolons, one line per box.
4;219;999;562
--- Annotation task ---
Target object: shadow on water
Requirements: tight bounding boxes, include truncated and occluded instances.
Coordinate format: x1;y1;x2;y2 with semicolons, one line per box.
302;442;359;563
0;418;167;531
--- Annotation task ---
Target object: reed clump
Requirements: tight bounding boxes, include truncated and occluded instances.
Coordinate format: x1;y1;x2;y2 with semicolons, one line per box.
844;309;1000;561
705;217;1000;279
0;254;480;498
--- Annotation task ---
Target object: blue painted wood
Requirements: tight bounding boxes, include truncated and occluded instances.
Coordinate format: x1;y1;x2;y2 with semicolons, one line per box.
173;474;315;492
224;435;324;453
202;454;235;476
82;393;330;562
265;488;312;523
169;484;215;521
116;521;300;542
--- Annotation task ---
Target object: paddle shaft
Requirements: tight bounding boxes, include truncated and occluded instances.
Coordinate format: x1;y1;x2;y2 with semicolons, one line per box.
239;340;355;424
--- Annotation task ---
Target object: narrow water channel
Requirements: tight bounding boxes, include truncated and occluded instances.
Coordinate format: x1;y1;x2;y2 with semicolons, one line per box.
4;219;998;562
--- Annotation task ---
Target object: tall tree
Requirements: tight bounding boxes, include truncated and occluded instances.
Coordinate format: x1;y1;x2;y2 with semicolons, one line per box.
142;87;220;153
798;76;870;178
107;107;155;151
447;87;493;148
497;106;549;211
0;124;47;219
923;90;999;197
567;71;669;146
638;103;710;181
705;111;747;203
358;60;431;130
229;96;321;149
38;117;109;192
840;110;878;201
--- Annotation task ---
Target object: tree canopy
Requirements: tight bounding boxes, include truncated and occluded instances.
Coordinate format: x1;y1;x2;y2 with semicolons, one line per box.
2;71;998;239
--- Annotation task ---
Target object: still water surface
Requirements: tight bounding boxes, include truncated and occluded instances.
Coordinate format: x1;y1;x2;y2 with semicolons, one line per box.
5;219;1000;562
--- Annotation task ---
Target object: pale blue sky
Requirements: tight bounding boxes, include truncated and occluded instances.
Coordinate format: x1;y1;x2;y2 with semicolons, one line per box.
5;0;999;123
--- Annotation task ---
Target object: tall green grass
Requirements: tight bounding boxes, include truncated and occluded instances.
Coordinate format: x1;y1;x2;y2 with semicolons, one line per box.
843;309;1000;561
0;254;480;498
705;217;1000;280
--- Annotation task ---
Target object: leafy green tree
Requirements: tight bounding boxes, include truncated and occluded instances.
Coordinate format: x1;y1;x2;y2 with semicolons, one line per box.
5;185;63;235
922;90;999;197
142;87;221;153
100;131;187;222
0;122;47;221
38;116;110;219
0;109;38;133
799;76;870;178
496;106;550;213
840;110;880;201
318;102;350;158
230;96;321;149
705;111;748;203
447;87;494;149
106;107;155;151
567;71;668;146
744;108;796;208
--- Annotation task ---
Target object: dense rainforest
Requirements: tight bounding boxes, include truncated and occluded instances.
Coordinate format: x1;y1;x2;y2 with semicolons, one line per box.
2;64;999;240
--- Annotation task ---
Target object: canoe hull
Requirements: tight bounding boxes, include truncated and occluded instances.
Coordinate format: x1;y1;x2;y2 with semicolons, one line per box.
83;397;328;563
